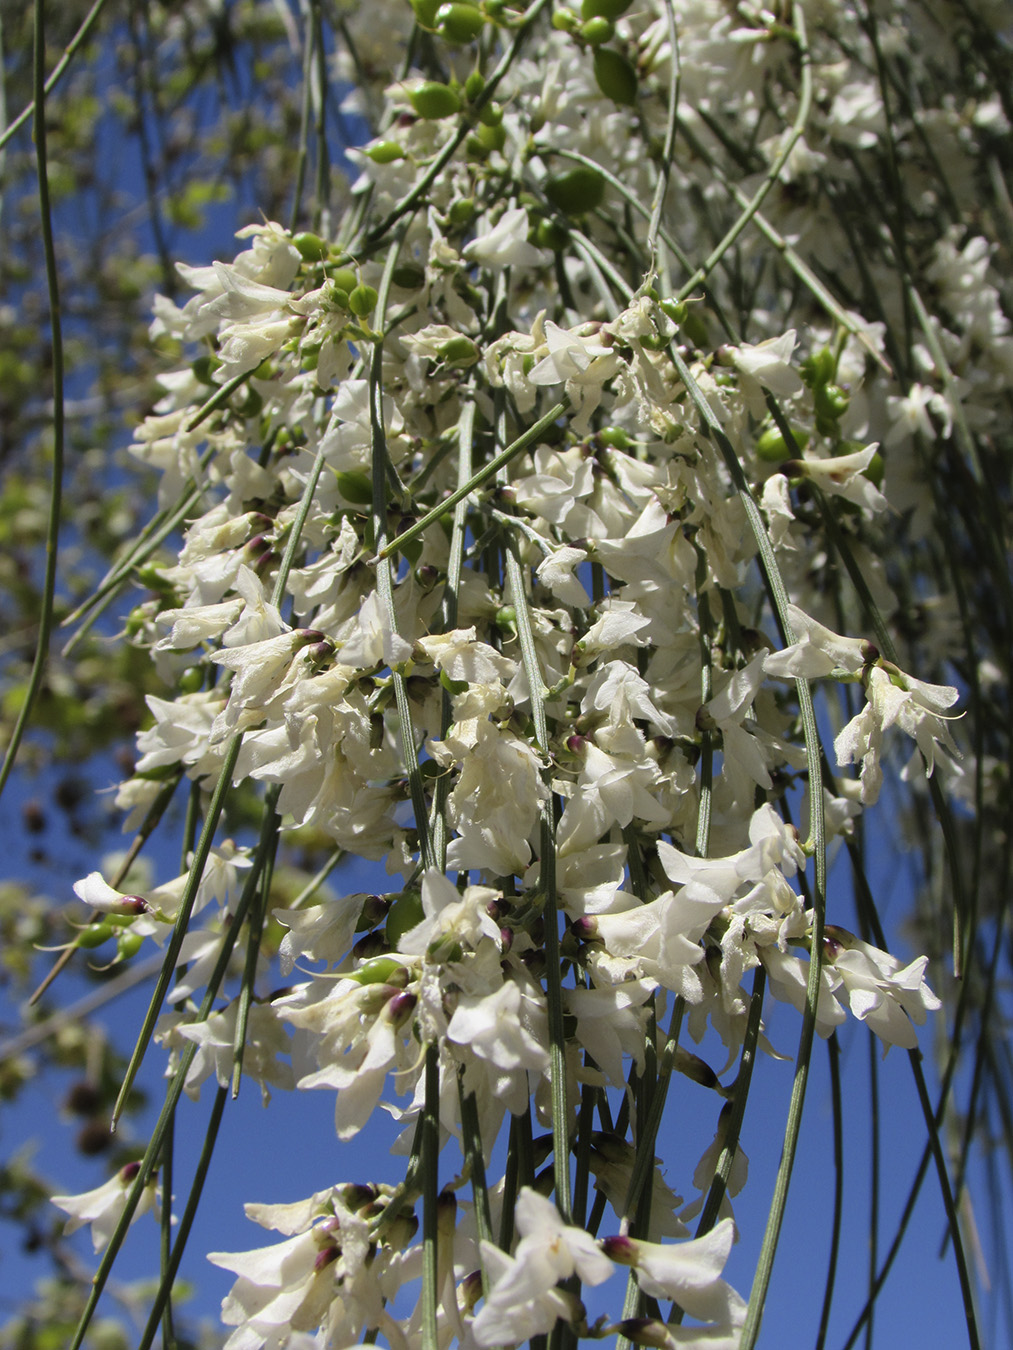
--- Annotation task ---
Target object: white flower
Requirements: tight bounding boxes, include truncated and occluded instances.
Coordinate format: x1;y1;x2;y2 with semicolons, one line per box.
602;1217;746;1326
726;330;804;414
471;1188;614;1347
789;445;888;514
447;975;549;1077
52;1163;159;1252
536;545;592;607
527;320;623;434
763;605;868;679
835;664;960;804
72;872;150;916
463;205;548;269
824;927;942;1049
172;1001;294;1104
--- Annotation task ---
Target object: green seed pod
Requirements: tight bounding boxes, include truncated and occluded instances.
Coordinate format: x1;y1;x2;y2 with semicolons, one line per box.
581;0;632;17
436;335;479;366
544;166;605;215
864;450;885;487
599;426;632;448
680;307;710;348
400;537;423;567
464;70;486;102
580;15;614;43
814;382;849;421
435;2;485;42
329;266;358;293
755;427;791;463
191;354;219;385
348;284;378;317
236;387;264;419
77;923;114;950
593;46;638;104
551;8;579;30
478;100;504;127
365;140;405;164
334;470;374;505
385;891;425;947
534;218;569;251
116;932;144;961
178;668;204;694
408;80;462;119
472;120;506;152
800;345;836;387
449;196;475;226
659;297;688;325
392;263;426;289
357;956;405;985
440;669;470;696
293;231;327;261
410;0;442;28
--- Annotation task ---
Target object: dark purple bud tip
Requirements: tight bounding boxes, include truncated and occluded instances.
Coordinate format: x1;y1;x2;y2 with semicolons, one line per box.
314;1245;340;1272
860;640;880;664
340;1182;377;1210
600;1234;637;1264
572;916;599;941
387;991;418;1025
616;1318;673;1348
119;1161;142;1184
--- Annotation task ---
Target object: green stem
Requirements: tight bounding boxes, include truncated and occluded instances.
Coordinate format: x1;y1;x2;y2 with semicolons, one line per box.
139;1086;229;1350
421;1043;441;1350
375;398;570;563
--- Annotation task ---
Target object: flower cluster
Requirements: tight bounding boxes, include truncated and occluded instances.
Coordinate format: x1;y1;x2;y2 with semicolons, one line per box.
51;0;1006;1344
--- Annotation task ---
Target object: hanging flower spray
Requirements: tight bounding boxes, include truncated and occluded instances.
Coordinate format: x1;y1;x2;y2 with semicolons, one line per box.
44;0;1013;1346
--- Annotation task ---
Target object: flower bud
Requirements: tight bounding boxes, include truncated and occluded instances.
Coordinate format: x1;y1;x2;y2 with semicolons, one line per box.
460;1269;484;1312
674;1046;719;1089
615;1317;675;1348
600;1233;638;1264
385;990;419;1029
351;931;390;963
